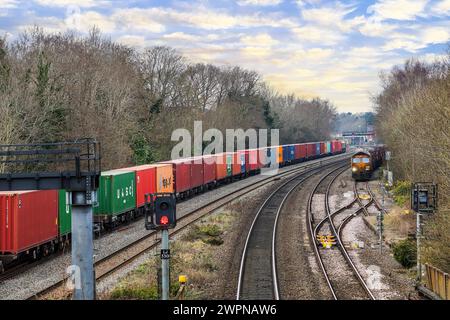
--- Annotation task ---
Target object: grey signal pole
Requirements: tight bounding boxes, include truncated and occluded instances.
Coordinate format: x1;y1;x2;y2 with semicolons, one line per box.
71;191;95;300
161;229;170;300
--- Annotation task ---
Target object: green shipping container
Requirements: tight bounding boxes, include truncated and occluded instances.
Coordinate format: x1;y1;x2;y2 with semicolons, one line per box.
226;154;233;176
58;190;71;235
94;170;136;218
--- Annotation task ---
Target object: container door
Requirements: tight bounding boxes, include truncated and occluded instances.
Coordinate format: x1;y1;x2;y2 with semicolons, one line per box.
226;154;233;176
58;190;71;235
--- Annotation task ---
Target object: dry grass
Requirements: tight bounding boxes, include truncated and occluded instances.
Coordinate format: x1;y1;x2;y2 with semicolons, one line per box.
107;209;238;300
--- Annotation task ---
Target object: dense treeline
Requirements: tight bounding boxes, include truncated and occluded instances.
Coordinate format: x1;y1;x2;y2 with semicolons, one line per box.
0;28;336;170
374;51;450;271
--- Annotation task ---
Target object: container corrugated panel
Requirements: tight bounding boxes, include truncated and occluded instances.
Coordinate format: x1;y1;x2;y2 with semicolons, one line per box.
326;142;331;154
155;164;174;193
247;149;259;171
116;165;157;208
236;151;246;173
0;190;58;255
320;142;326;155
258;148;268;168
95;170;136;217
288;145;295;161
306;143;316;158
277;146;283;164
299;144;307;159
190;157;204;188
226;153;233;176
228;152;241;176
282;145;289;163
214;153;228;180
161;160;191;193
199;155;216;184
58;190;71;236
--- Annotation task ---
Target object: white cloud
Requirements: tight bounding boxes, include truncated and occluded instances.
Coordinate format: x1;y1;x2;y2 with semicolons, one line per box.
241;33;278;46
238;0;282;6
0;0;17;8
292;25;345;45
367;0;429;20
300;3;356;32
431;0;450;15
34;0;107;8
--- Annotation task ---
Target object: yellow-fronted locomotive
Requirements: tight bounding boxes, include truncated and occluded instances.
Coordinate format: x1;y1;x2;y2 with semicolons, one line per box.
351;145;385;180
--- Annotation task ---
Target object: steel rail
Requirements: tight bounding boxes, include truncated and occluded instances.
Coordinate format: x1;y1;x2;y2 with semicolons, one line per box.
27;154;350;300
237;160;348;300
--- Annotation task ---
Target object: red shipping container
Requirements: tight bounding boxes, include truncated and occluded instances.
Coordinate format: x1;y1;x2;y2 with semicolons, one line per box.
0;190;58;255
228;152;241;176
197;155;216;185
116;165;156;208
190;157;204;188
247;149;259;171
213;153;228;180
307;143;316;158
258;148;269;168
299;144;307;159
320;142;326;155
160;159;191;193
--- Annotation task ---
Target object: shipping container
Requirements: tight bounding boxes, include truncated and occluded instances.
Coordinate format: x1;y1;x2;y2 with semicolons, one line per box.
247;149;259;171
0;190;58;255
58;190;71;236
316;143;321;156
229;152;241;176
154;163;175;193
213;153;228;181
161;160;191;194
116;165;157;208
326;141;332;154
286;145;295;162
306;143;316;158
277;146;283;164
236;150;246;174
320;142;326;155
226;153;233;176
94;170;136;221
190;157;204;188
258;148;269;168
199;155;216;185
295;144;307;161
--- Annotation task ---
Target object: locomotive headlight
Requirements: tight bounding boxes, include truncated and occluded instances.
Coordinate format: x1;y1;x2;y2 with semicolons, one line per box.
366;166;371;171
352;167;358;172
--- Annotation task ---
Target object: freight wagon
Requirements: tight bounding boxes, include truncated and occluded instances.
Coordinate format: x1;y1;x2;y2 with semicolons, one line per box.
94;170;136;227
0;139;347;272
0;190;59;271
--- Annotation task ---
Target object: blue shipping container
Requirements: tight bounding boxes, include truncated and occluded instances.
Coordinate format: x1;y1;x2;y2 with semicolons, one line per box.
316;143;321;155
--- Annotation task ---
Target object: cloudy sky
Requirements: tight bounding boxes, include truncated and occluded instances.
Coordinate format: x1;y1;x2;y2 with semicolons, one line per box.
1;0;449;112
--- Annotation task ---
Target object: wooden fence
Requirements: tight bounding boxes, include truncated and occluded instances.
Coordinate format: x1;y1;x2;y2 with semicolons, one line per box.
425;264;449;300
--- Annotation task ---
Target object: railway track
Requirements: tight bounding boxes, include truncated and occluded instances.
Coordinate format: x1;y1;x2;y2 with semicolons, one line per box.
307;167;376;300
27;154;350;300
236;160;348;300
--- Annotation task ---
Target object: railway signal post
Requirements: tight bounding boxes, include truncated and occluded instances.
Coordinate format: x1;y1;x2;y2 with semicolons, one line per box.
145;193;177;300
0;140;101;300
411;182;438;284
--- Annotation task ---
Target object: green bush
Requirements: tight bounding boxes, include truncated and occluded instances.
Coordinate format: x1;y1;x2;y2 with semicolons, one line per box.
392;181;411;207
393;239;417;268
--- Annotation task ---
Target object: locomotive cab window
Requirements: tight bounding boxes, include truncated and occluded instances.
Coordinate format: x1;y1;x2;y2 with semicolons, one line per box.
352;158;361;163
362;158;370;163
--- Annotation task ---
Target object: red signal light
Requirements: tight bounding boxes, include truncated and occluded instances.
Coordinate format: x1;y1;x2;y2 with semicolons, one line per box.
160;215;169;225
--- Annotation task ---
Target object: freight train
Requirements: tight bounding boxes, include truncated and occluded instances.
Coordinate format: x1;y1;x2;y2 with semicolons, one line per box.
0;140;346;272
351;145;385;180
